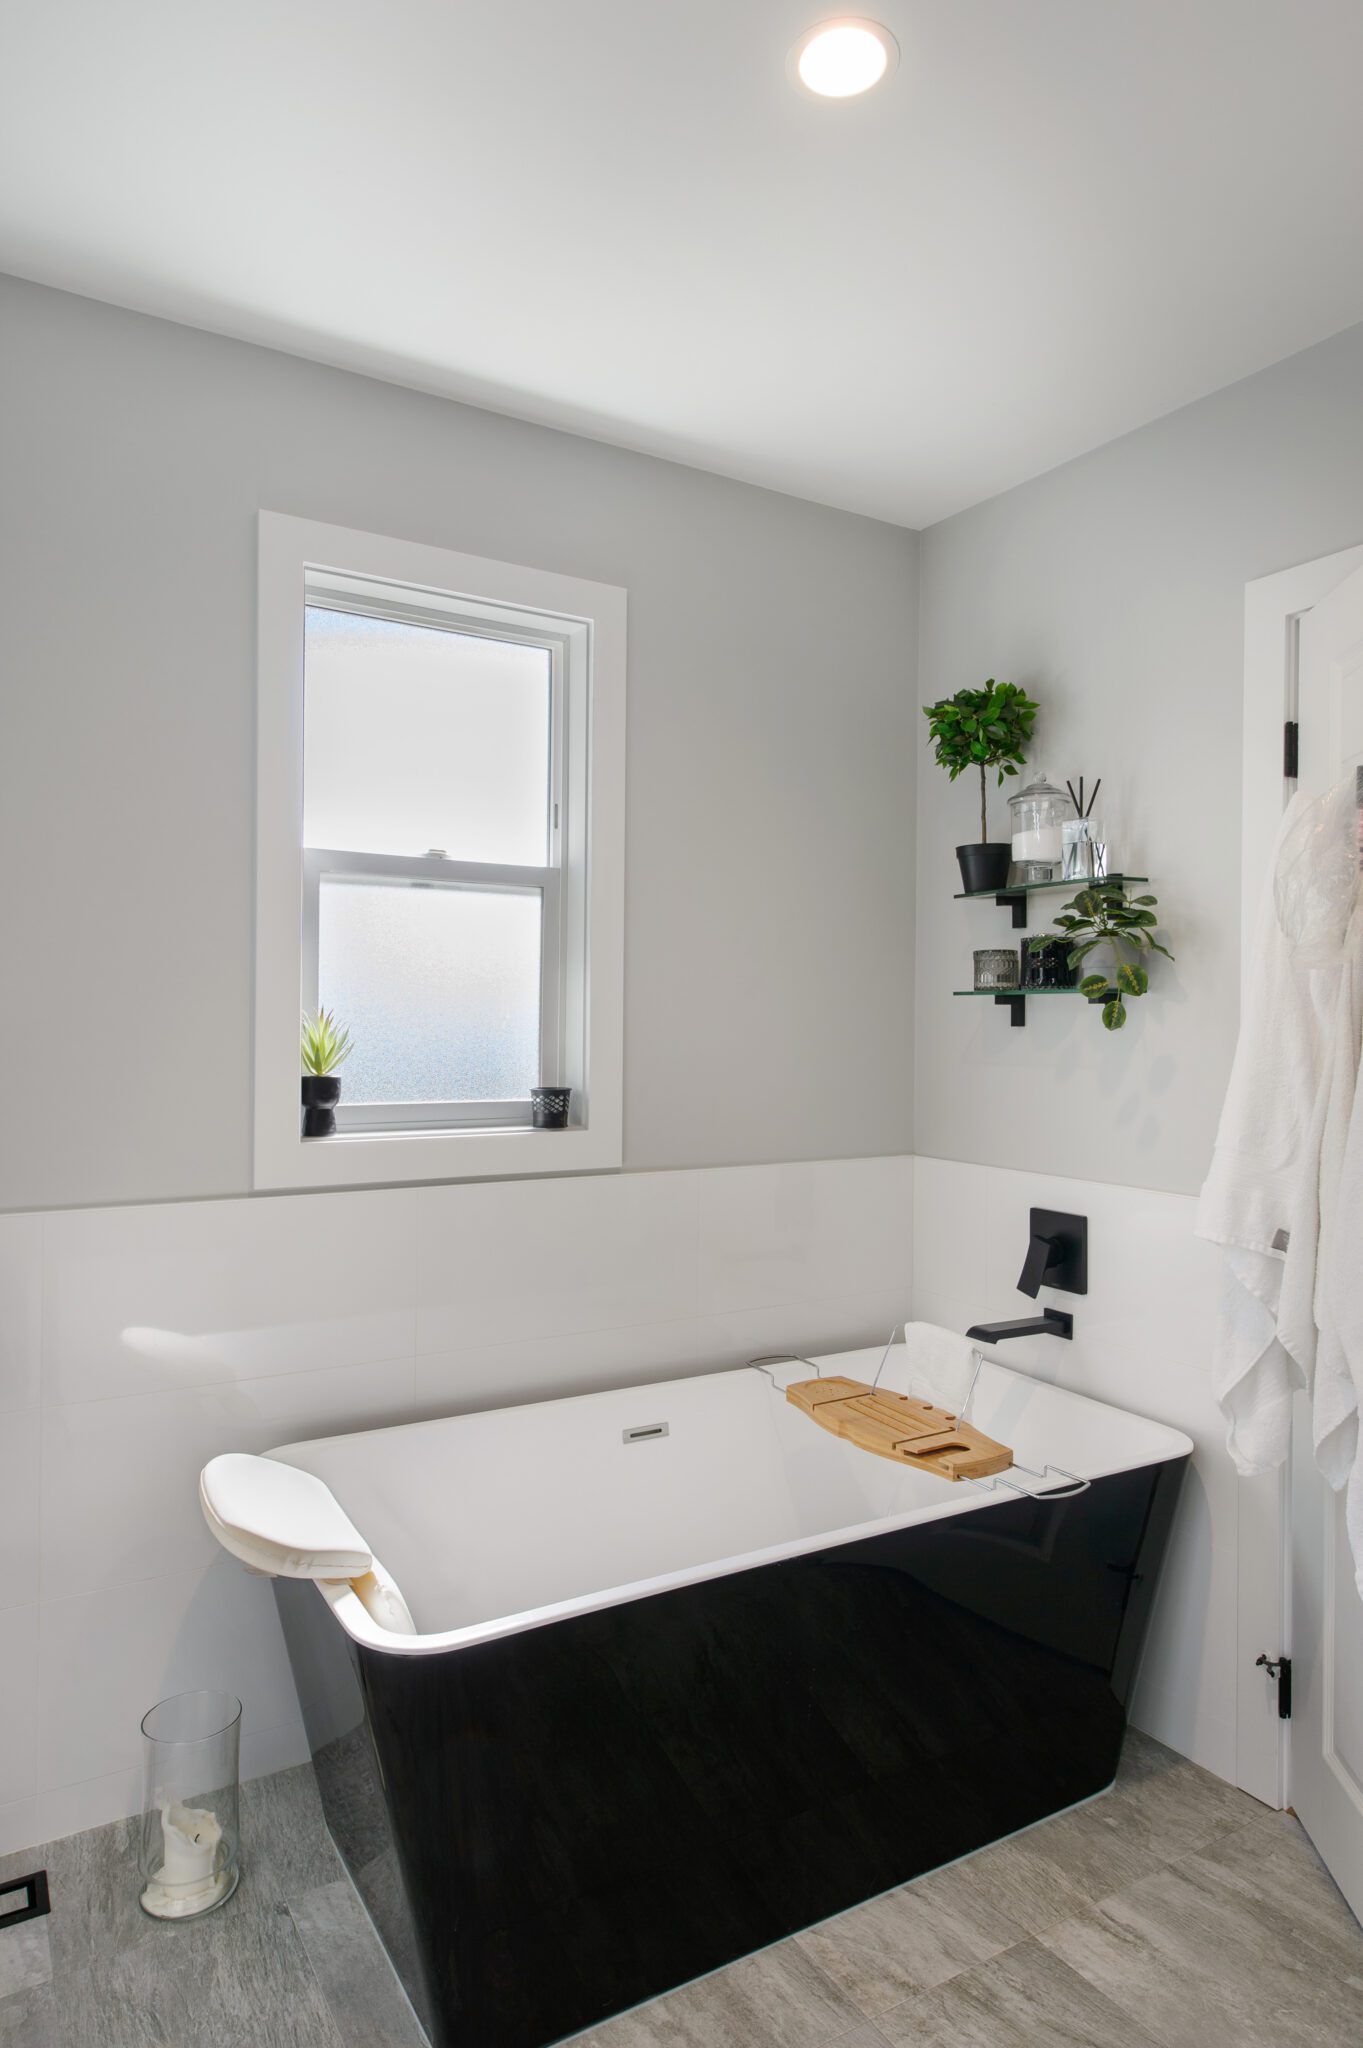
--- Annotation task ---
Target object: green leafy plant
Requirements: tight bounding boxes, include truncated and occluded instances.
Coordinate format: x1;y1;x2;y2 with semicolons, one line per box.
922;681;1038;843
1033;883;1173;1030
301;1009;354;1076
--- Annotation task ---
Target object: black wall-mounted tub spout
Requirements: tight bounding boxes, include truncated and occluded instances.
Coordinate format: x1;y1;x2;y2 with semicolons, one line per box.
966;1310;1074;1343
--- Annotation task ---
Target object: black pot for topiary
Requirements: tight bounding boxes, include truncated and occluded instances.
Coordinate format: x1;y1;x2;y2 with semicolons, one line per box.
956;842;1013;894
301;1074;341;1137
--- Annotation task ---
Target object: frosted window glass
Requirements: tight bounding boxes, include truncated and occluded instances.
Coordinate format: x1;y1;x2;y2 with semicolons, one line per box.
304;608;550;863
318;880;541;1103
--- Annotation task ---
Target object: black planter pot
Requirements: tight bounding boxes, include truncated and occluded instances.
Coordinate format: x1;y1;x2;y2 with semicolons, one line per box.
301;1074;341;1137
956;842;1013;894
531;1085;571;1130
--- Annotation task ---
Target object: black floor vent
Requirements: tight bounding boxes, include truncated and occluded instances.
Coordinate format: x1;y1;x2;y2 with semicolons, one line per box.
0;1870;50;1926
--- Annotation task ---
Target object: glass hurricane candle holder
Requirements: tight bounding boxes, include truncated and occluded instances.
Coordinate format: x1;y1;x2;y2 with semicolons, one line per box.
973;948;1020;990
138;1691;241;1920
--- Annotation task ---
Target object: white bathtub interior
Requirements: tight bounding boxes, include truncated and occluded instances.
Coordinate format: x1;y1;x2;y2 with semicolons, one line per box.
267;1343;1192;1652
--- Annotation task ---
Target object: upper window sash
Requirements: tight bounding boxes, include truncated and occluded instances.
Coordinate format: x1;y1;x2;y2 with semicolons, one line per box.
302;584;567;874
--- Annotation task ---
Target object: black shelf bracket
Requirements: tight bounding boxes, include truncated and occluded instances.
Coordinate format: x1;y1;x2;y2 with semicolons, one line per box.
994;992;1026;1027
994;892;1028;929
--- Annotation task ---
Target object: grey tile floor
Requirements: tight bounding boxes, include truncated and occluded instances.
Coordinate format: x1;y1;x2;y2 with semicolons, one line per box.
2;1731;1360;2047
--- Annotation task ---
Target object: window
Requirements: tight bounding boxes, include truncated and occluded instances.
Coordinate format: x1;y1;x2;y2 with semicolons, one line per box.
303;595;560;1130
255;515;625;1188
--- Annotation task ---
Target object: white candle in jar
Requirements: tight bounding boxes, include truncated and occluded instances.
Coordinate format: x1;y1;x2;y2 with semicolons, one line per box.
1012;825;1063;862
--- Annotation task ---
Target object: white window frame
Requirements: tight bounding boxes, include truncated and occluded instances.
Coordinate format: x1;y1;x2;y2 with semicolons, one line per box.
255;512;625;1189
299;567;571;1136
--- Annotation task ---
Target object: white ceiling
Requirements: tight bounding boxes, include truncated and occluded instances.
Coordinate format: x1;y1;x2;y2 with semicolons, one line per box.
4;1;1363;528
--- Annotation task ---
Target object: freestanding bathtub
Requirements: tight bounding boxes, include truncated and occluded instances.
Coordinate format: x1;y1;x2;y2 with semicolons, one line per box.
267;1344;1191;2047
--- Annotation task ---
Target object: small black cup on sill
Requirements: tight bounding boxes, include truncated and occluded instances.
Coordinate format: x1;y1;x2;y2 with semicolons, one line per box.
301;1074;341;1137
531;1086;571;1130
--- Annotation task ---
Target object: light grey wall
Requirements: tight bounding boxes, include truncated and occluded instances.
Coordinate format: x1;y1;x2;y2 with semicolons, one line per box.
0;276;917;1211
915;320;1363;1196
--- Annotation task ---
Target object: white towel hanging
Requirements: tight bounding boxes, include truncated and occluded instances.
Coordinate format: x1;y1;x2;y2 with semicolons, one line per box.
1198;773;1363;1592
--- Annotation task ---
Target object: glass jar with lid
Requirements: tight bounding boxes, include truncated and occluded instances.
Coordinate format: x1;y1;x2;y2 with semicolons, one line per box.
1008;771;1076;884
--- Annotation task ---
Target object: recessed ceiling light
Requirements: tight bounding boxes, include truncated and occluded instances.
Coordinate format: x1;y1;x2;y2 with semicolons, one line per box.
791;18;898;99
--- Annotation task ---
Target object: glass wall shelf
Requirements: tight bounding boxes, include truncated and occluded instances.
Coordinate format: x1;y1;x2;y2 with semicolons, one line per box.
952;872;1147;901
952;985;1119;1028
954;872;1148;933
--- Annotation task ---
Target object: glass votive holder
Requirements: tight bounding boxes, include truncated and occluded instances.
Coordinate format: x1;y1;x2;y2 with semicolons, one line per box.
138;1690;241;1920
973;948;1020;990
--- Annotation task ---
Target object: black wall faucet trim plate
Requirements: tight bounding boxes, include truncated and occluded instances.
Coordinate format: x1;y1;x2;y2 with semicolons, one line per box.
1017;1210;1088;1298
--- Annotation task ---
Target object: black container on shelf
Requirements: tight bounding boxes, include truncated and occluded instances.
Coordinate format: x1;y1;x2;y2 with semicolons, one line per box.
955;842;1012;894
1022;935;1077;990
531;1086;571;1129
300;1075;341;1137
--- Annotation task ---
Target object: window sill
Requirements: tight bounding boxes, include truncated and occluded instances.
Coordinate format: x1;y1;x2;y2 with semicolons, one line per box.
304;1123;570;1141
257;1120;620;1191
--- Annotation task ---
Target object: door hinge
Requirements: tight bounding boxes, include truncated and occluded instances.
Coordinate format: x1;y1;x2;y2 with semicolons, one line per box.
1256;1653;1292;1720
1283;720;1300;779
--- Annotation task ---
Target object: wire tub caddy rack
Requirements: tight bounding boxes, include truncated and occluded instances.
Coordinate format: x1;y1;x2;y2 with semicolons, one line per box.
747;1337;1090;1500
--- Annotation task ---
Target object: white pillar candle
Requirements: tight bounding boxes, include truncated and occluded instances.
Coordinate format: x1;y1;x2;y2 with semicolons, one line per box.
140;1799;229;1918
158;1800;220;1884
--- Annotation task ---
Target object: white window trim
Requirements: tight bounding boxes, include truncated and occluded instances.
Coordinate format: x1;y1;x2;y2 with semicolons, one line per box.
255;511;626;1189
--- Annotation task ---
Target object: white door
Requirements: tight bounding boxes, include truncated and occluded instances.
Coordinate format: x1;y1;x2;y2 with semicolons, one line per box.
1290;558;1363;1921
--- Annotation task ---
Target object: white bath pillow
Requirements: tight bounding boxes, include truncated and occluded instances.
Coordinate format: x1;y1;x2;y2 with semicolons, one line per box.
200;1451;373;1580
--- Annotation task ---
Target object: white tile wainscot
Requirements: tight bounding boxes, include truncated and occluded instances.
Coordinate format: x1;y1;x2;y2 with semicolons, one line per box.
911;1154;1234;1783
6;1155;914;1857
6;1151;1240;1854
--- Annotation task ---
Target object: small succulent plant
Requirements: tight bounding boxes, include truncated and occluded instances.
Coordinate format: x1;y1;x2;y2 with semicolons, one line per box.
301;1009;354;1076
1033;883;1173;1030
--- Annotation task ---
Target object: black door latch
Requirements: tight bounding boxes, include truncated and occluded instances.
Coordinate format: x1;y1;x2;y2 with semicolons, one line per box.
1255;1653;1292;1720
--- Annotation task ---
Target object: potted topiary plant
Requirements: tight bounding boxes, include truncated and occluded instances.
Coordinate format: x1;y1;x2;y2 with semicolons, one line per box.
301;1009;353;1136
1033;882;1173;1030
923;680;1038;893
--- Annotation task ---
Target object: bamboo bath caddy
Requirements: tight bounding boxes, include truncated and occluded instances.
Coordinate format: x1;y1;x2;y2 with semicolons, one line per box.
786;1375;1012;1482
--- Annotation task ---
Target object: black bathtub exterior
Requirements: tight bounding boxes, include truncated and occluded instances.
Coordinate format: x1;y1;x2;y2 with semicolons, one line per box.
274;1455;1186;2048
